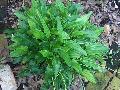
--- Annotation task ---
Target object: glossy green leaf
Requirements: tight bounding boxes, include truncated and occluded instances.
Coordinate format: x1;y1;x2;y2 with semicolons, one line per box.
71;59;82;73
29;29;44;39
36;9;50;38
82;69;96;83
57;16;70;40
10;46;28;57
52;58;61;78
14;11;27;20
40;50;51;58
66;40;87;56
76;11;92;25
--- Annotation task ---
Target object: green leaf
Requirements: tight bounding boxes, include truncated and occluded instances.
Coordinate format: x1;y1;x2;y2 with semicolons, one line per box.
55;0;65;13
52;58;61;78
82;69;96;83
58;30;70;41
59;48;71;66
44;66;54;85
10;46;28;57
68;2;83;14
86;43;108;55
45;66;54;78
19;68;31;77
82;30;99;39
76;11;92;25
66;40;87;56
71;59;82;73
69;50;81;59
63;70;73;85
82;57;99;70
72;30;84;37
31;0;38;9
15;11;26;20
40;50;51;58
29;29;44;39
59;49;82;73
36;9;50;38
18;20;28;29
56;16;63;31
28;19;37;30
57;16;70;40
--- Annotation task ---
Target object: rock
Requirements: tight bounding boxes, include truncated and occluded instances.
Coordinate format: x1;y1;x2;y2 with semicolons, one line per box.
106;76;120;90
0;65;17;90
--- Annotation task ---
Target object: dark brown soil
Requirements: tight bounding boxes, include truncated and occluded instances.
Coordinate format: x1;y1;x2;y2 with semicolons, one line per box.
1;0;120;90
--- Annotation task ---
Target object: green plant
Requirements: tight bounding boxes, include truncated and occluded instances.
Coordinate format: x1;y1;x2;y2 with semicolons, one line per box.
10;0;108;89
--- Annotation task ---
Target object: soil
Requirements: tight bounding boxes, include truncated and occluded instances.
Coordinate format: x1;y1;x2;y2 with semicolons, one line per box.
1;0;120;90
0;0;7;33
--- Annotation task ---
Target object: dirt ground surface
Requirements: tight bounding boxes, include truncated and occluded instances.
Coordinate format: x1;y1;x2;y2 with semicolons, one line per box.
1;0;120;90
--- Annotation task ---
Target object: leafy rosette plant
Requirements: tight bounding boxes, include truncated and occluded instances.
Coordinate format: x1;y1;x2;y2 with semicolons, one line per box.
10;0;108;89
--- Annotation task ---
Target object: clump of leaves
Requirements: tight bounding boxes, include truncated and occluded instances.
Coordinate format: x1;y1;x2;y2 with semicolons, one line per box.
10;0;108;89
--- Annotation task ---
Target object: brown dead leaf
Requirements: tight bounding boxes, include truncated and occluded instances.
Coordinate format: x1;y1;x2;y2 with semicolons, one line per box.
104;24;110;36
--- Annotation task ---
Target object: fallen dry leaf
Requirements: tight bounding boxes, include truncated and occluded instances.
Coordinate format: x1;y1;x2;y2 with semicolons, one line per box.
104;24;110;36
